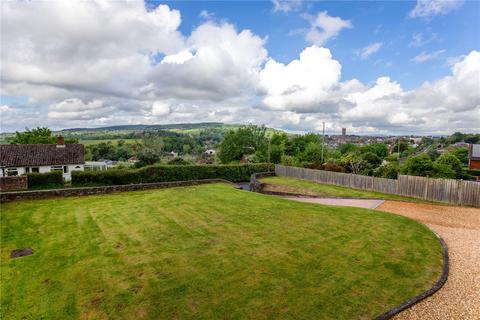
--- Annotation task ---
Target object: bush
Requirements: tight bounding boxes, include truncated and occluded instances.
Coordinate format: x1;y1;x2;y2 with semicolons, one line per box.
25;171;63;189
373;163;399;179
321;162;346;173
137;150;160;166
462;169;480;181
430;163;456;179
464;169;480;176
72;163;274;186
401;154;433;177
167;158;191;165
306;161;323;170
281;155;300;167
435;153;463;178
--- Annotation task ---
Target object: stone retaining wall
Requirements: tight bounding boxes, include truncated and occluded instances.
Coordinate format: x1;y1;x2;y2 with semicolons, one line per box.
249;172;275;192
0;179;230;202
0;176;27;192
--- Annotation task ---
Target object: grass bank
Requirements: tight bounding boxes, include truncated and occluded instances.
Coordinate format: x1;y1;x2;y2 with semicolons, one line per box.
1;184;442;319
260;176;435;203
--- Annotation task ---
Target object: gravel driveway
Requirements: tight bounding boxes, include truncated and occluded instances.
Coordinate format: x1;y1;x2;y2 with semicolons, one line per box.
377;201;480;320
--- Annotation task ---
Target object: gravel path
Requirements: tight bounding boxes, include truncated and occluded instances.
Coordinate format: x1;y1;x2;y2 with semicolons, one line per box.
377;201;480;320
281;196;385;209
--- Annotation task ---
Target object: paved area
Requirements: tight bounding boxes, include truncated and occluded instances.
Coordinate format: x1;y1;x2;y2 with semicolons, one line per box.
282;196;385;209
378;201;480;320
235;183;250;191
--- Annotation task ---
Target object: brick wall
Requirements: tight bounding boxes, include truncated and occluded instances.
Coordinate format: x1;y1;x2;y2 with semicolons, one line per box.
0;176;28;191
469;159;480;170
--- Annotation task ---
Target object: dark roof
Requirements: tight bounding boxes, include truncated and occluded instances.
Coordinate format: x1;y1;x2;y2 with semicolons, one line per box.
0;144;85;167
470;144;480;160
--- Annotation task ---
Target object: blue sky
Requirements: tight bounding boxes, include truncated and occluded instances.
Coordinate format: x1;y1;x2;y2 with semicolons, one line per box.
160;0;479;90
1;0;479;134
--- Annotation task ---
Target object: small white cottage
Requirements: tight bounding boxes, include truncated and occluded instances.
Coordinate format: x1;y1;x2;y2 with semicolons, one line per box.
0;138;85;181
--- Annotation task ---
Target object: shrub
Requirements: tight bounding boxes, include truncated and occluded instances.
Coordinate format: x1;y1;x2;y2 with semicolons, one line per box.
323;163;346;173
464;169;480;176
401;154;433;177
306;162;346;172
72;163;274;186
307;161;323;170
462;169;480;181
435;153;463;178
281;155;300;167
25;171;63;189
373;163;399;179
430;163;456;179
137;150;160;166
167;158;191;165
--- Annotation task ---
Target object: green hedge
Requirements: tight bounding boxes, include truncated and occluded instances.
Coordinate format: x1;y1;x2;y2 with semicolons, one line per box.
464;168;480;176
25;171;64;189
72;163;274;186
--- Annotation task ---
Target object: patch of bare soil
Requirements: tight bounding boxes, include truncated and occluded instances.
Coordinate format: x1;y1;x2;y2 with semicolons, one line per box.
377;201;480;320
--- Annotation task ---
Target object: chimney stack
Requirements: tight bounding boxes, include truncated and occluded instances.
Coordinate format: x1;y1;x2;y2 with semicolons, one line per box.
56;135;65;148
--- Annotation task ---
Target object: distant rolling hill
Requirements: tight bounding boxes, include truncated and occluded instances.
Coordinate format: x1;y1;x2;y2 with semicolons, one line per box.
59;122;226;132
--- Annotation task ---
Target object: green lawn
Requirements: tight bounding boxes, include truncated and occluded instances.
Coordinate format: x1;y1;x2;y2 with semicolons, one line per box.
260;176;431;203
1;184;442;319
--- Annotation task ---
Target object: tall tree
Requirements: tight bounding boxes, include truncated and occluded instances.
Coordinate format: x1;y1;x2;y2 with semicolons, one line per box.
10;127;78;144
218;125;267;163
435;153;463;178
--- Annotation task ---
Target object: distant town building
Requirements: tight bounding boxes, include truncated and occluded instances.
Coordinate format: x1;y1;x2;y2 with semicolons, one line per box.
410;137;422;144
342;128;346;136
127;156;138;163
0;139;85;181
453;141;469;148
205;149;216;156
468;144;480;170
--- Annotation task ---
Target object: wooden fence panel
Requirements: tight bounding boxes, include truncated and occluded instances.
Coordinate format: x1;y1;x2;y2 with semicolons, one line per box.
398;175;427;199
372;177;398;194
274;165;480;207
459;180;480;207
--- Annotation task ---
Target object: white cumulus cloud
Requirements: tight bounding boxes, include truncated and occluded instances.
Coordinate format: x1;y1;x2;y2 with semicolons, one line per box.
304;11;352;46
258;46;342;112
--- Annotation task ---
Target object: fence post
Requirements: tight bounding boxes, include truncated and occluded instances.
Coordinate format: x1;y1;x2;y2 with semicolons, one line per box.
457;179;463;206
423;176;429;201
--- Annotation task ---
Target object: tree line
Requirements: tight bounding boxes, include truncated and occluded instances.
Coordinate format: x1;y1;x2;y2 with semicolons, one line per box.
8;126;478;180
